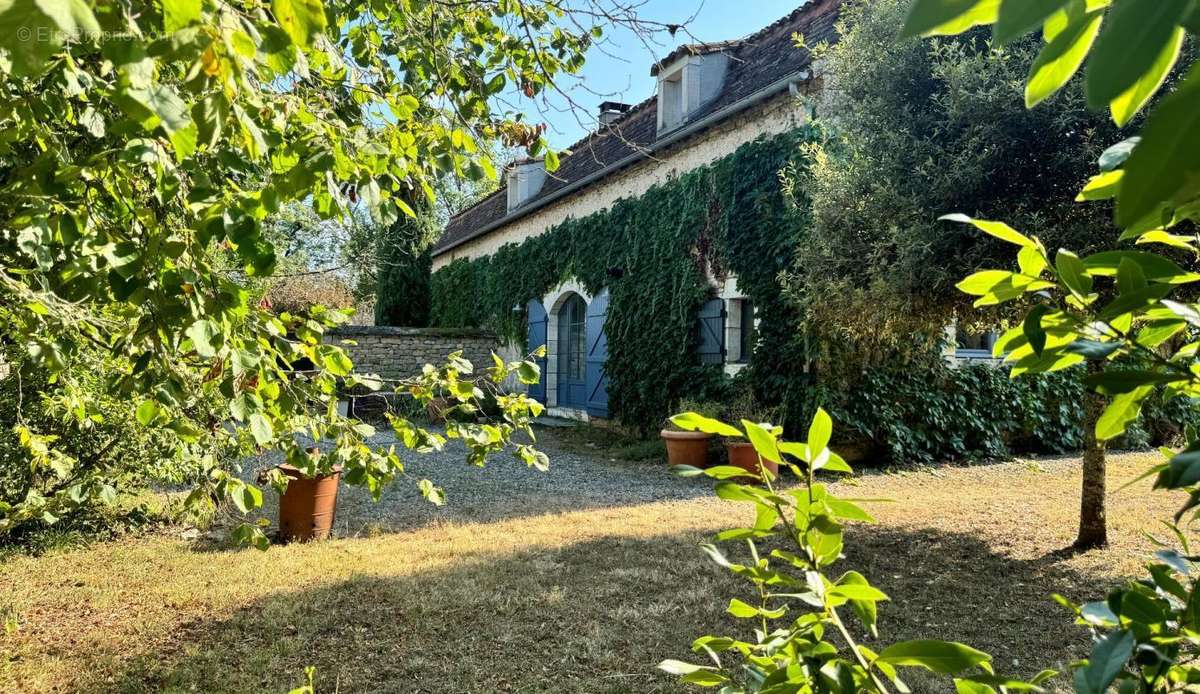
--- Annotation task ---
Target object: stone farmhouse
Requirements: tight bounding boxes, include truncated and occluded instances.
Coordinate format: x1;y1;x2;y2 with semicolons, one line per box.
430;1;843;422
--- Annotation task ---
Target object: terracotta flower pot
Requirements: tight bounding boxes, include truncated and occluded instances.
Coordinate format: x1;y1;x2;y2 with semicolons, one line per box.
277;464;342;542
660;429;712;469
725;441;779;484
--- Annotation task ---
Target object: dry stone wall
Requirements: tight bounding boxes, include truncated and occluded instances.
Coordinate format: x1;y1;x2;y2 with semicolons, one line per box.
325;326;500;381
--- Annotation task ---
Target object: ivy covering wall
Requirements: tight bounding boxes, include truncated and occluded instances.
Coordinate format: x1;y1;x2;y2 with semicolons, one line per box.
430;127;820;432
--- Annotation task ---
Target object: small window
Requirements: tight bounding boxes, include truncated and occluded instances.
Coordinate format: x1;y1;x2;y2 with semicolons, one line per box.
956;327;998;354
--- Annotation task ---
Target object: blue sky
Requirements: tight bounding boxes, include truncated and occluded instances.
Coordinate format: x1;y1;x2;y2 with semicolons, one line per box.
527;0;806;147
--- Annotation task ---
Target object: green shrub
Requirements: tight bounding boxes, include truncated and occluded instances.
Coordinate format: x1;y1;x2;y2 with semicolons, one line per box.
825;359;1200;465
830;362;1083;464
0;343;207;540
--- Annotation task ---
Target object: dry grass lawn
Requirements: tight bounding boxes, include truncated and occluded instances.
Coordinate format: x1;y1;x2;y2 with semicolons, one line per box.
0;445;1184;693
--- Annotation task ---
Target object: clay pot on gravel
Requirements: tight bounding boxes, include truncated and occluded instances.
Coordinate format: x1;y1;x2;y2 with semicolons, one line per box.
725;441;779;484
278;463;343;542
661;429;712;469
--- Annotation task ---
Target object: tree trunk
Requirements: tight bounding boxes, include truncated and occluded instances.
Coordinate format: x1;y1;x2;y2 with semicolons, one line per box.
1075;374;1108;550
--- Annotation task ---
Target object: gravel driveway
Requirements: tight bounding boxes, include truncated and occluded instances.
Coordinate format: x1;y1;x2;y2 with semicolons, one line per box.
246;424;711;537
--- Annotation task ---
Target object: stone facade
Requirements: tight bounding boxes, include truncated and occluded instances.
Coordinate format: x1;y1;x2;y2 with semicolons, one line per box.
325;326;500;382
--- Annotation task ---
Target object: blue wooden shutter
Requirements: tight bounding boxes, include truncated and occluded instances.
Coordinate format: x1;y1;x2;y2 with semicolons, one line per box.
696;298;726;365
585;288;610;418
526;299;548;403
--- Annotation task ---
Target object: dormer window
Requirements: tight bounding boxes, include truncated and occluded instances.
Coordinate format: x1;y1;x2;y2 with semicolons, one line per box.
652;49;730;134
506;158;547;212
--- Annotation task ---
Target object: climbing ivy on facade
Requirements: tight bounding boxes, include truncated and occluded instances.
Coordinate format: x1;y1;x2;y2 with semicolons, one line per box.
430;127;821;433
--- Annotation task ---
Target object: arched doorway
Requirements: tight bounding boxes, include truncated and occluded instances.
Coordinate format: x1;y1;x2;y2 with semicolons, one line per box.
555;293;588;410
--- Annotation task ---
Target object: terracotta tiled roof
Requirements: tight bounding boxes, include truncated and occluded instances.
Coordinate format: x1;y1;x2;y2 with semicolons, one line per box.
433;0;840;257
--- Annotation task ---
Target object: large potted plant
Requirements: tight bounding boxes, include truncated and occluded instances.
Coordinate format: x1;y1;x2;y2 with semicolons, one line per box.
263;448;343;542
661;399;721;469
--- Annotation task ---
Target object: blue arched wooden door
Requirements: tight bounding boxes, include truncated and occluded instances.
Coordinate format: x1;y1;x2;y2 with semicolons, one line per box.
556;294;588;409
525;298;548;404
585;288;610;418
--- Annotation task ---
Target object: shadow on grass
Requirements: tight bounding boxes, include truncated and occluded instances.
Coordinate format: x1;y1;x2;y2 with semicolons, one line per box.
96;524;1109;693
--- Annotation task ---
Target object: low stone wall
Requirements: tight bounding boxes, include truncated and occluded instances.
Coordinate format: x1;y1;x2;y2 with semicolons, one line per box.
325;326;500;382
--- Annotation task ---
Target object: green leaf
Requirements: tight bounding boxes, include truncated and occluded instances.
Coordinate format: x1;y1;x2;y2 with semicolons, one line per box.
249;413;273;445
808;407;832;455
320;346;353;377
186;319;221;358
1066;339;1120;360
742;420;781;464
941;213;1035;247
1073;630;1133;694
681;670;729;686
1025;9;1103;108
958;270;1019;296
1082;251;1194;283
232;523;270;551
806;515;844;566
1056;249;1093;296
837;570;880;636
1155;449;1200;489
1085;0;1190;109
1117;64;1200;227
704;465;757;480
272;0;327;48
1095;284;1172;321
726;598;783;619
0;0;99;77
1115;257;1146;293
516;360;540;385
1018;245;1047;277
830;582;889;602
122;84;196;158
135;400;159;426
669;412;742;437
1110;27;1184;127
1098;137;1140;172
1023;305;1050;356
1096;385;1153;441
877;640;992;675
1076;170;1122;201
954;679;996;694
162;0;202;32
994;0;1072;44
827;497;875;522
902;0;1000;37
1083;370;1183;395
230;482;263;514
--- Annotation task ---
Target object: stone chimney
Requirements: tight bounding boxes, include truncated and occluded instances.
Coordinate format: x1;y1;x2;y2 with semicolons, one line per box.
598;101;631;128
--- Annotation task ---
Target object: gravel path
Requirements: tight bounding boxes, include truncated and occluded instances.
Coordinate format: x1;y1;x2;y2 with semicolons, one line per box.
246;426;712;537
